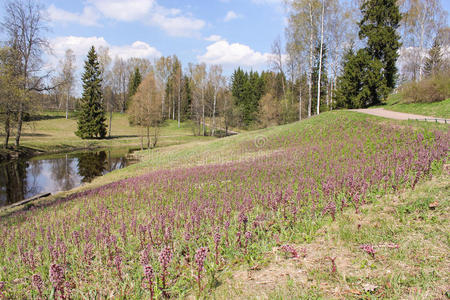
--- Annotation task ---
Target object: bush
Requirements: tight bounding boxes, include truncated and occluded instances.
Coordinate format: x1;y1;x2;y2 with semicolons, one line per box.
400;73;450;103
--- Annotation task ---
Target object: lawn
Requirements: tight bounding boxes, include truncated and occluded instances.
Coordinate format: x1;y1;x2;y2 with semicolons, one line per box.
0;111;448;299
2;111;215;153
380;94;450;119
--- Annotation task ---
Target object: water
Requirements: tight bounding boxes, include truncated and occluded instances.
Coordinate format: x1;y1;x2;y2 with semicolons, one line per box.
0;148;138;207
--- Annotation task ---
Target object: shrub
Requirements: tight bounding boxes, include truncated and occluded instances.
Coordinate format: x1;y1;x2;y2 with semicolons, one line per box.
400;73;450;103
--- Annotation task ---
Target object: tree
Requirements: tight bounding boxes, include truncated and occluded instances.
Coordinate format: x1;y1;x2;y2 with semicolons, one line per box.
0;46;22;148
312;43;328;113
128;67;142;102
97;47;113;136
423;37;443;77
208;65;224;136
401;0;447;80
1;0;49;148
112;57;128;113
285;0;321;118
128;72;164;149
59;49;76;119
335;48;387;108
155;56;172;119
359;0;402;94
316;0;325;115
76;46;107;139
189;63;207;135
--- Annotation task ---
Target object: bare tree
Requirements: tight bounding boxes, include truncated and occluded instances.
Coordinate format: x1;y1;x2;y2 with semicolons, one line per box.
401;0;448;80
155;56;172;119
208;65;224;136
269;36;286;97
112;57;128;113
128;72;164;149
1;0;49;148
189;63;207;135
316;0;325;115
98;47;113;135
59;49;76;119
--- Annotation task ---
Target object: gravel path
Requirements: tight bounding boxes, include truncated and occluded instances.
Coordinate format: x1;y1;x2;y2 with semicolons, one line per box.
352;108;449;124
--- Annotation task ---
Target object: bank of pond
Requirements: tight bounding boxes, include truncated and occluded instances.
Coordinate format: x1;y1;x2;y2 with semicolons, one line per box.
0;147;138;207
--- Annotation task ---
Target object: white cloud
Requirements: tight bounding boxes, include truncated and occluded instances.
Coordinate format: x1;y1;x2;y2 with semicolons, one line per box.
49;36;161;71
197;39;270;68
87;0;154;21
46;4;100;27
48;0;205;37
205;35;224;42
110;41;162;60
224;10;240;22
148;5;205;37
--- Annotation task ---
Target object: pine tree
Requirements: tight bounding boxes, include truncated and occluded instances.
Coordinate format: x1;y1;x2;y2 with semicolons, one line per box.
76;46;107;139
423;37;443;77
359;0;401;94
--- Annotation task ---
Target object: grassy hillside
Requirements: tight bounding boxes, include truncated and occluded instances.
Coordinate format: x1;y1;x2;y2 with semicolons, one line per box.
0;111;448;299
2;111;214;153
381;94;450;119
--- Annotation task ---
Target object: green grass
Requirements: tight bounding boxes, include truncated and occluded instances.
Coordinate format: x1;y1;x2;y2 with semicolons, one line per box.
380;94;450;119
1;111;214;153
0;110;447;299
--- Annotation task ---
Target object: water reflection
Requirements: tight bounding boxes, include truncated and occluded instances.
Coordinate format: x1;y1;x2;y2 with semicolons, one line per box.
0;149;136;207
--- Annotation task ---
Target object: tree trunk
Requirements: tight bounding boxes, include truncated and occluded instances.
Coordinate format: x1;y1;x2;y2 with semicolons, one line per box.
178;77;181;128
202;88;206;136
298;84;302;121
108;94;113;138
4;109;10;148
66;90;69;119
15;101;24;148
212;90;217;136
147;126;150;149
316;0;325;116
308;2;313;118
162;93;165;119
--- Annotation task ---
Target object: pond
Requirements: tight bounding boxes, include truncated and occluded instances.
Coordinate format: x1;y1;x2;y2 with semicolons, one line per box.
0;148;138;207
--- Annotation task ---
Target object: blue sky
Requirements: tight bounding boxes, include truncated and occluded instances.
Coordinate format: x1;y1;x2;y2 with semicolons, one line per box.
32;0;287;74
1;0;449;78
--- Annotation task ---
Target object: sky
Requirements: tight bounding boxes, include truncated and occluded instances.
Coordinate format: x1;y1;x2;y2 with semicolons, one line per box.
19;0;287;76
1;0;449;82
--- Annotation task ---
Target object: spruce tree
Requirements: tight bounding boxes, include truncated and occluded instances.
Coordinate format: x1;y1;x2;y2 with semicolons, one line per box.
359;0;401;93
423;38;443;77
335;48;387;108
128;67;142;99
76;46;107;139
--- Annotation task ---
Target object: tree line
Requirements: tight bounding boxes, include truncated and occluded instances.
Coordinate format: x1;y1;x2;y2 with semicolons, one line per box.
1;0;448;149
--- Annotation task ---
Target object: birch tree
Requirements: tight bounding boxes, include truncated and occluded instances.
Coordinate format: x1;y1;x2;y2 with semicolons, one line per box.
208;65;224;136
286;0;321;118
155;56;172;119
1;0;49;148
401;0;447;80
59;49;76;119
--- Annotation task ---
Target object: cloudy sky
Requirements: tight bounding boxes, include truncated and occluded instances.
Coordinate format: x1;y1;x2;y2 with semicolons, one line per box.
5;0;287;75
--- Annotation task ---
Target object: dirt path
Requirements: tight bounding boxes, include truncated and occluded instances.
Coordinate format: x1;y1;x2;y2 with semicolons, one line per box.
352;108;449;124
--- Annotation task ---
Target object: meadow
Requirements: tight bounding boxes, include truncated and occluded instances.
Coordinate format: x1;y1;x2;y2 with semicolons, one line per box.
0;112;448;299
3;111;214;153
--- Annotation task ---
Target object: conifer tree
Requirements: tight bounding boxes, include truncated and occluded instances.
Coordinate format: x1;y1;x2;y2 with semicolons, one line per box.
423;37;443;77
76;46;107;139
359;0;401;93
128;67;142;108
